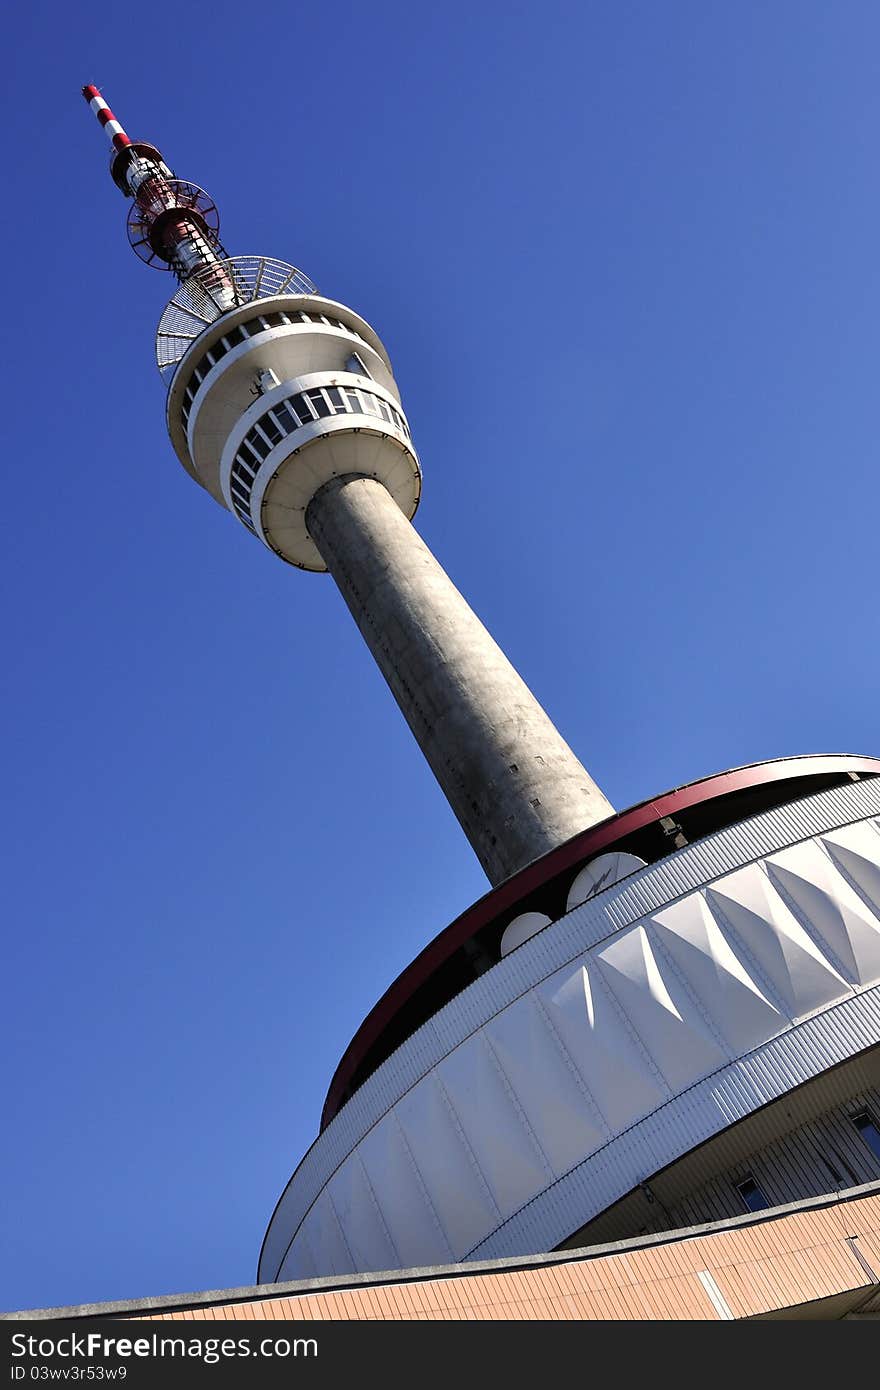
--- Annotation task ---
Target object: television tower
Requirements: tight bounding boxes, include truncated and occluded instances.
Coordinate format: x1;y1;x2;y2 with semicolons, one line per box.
84;89;880;1290
81;85;614;888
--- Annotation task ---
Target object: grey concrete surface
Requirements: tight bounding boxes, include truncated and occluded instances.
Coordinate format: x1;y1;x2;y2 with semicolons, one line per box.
306;475;614;885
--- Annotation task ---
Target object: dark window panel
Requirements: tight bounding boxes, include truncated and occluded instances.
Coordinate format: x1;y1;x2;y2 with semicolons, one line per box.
305;391;331;418
735;1177;769;1213
290;395;314;424
853;1112;880;1161
273;404;297;434
247;432;271;460
261;416;283;446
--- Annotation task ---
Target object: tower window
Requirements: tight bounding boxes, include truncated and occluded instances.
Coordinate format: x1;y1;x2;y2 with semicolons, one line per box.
240;438;263;469
261;415;284;446
852;1111;880;1162
345;351;372;379
304;391;332;419
735;1176;769;1213
272;403;296;434
324;386;347;413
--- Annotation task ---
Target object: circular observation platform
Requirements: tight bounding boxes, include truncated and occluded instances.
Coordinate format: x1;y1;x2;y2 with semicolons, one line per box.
260;753;880;1284
160;259;421;571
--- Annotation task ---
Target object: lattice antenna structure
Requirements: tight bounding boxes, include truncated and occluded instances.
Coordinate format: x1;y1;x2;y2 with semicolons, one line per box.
82;85;235;299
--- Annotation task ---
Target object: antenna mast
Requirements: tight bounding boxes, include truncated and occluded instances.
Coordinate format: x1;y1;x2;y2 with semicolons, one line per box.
82;85;236;306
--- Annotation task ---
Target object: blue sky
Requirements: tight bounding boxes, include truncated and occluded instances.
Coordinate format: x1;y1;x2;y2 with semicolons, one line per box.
2;0;879;1312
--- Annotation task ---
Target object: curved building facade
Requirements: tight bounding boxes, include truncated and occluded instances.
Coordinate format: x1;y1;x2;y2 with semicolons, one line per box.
260;759;880;1282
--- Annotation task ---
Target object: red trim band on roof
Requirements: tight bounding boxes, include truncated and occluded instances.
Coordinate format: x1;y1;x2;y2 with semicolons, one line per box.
321;754;880;1129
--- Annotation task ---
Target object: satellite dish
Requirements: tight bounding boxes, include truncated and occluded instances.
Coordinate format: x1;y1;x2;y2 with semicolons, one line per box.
566;851;647;911
499;911;552;958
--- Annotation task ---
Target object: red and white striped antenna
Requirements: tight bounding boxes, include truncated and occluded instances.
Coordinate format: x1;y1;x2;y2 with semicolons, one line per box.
82;85;134;155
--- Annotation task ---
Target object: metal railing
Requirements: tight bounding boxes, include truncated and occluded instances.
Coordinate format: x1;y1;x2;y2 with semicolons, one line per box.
155;256;317;381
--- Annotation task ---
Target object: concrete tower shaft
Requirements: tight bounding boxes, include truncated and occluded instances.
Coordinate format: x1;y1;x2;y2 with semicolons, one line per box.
307;475;614;884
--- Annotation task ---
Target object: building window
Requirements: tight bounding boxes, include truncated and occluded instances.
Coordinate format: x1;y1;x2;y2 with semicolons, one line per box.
305;390;332;418
853;1111;880;1162
272;403;297;434
346;351;372;379
248;431;270;461
237;439;259;470
231;463;253;489
735;1177;769;1213
324;386;348;413
261;415;284;447
233;454;255;480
